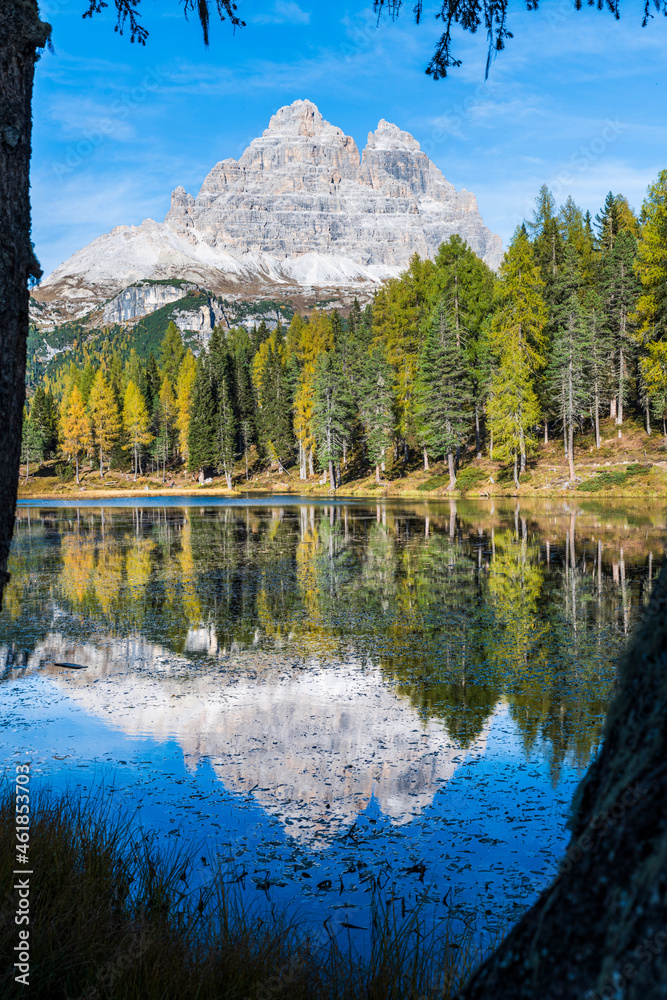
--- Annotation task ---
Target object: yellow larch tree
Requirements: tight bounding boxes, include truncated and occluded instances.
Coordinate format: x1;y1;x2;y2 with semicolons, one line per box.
122;381;152;480
60;385;92;484
87;369;120;477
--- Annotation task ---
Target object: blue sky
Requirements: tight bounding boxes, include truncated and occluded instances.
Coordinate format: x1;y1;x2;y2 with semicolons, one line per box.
32;0;667;278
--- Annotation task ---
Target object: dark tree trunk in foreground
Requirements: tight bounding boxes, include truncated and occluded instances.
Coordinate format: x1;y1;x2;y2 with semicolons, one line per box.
0;1;50;610
457;562;667;1000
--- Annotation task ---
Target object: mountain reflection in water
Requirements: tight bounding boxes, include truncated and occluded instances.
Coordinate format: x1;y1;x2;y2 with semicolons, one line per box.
1;498;661;933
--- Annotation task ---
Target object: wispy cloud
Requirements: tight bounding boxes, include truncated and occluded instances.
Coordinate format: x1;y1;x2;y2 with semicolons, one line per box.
252;1;311;26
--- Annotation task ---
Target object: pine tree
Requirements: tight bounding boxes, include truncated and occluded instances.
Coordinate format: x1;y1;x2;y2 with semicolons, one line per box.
252;327;293;468
30;385;58;458
215;375;236;488
160;321;185;387
358;345;394;483
60;385;92;484
583;291;612;449
156;376;177;481
487;351;541;489
312;350;353;489
545;246;592;481
20;408;42;481
634;169;667;344
188;354;216;477
372;254;433;459
416;305;472;488
88;369;120;477
229;328;256;480
640;341;667;439
122;381;152;480
430;235;494;457
602;228;640;435
489;227;547;472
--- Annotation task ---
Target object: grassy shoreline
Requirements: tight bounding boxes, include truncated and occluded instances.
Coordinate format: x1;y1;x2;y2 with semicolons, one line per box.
17;415;667;503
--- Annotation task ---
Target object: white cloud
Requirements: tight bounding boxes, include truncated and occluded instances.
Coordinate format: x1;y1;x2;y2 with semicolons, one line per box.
253;1;311;25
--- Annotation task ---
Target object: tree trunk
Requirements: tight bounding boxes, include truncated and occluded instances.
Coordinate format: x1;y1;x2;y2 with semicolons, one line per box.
375;464;380;484
447;451;456;490
423;446;429;472
0;2;50;609
617;345;624;437
513;451;519;489
75;454;79;485
544;420;548;445
328;458;334;491
610;396;617;420
99;444;103;477
646;402;651;436
457;561;667;1000
475;401;482;458
594;389;601;449
568;421;575;482
308;448;314;477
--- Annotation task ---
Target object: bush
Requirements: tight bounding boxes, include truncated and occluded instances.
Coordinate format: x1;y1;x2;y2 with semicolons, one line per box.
577;464;652;492
455;468;488;493
55;461;74;482
417;474;449;492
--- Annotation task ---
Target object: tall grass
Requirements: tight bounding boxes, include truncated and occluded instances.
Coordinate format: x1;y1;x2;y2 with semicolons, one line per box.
0;787;494;999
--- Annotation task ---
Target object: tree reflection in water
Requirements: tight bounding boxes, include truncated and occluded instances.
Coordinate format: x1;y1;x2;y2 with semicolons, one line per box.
3;498;661;782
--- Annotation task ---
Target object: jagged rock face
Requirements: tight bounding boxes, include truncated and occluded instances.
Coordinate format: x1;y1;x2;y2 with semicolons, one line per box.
33;100;502;328
166;101;499;267
102;282;198;324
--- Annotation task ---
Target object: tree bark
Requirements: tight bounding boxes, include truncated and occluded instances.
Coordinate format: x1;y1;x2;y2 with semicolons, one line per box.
423;446;429;472
375;464;380;484
328;458;334;491
457;561;667;1000
567;420;575;482
594;390;601;449
0;1;50;609
447;451;456;490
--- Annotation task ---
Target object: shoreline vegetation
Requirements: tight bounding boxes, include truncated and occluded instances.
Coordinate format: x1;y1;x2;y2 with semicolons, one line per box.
0;787;491;1000
17;413;667;501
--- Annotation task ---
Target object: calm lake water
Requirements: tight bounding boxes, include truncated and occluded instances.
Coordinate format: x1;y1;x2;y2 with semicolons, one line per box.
1;496;662;951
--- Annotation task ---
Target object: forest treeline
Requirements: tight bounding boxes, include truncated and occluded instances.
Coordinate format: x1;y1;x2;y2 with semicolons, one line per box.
22;172;667;489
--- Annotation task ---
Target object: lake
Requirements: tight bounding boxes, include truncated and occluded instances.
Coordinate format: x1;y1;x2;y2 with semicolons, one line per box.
1;496;661;953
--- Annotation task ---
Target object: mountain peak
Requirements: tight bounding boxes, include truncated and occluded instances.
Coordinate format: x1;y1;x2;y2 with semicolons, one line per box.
366;119;421;153
263;99;342;139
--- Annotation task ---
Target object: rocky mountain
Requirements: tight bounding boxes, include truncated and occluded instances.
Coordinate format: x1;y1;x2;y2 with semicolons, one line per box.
32;99;503;329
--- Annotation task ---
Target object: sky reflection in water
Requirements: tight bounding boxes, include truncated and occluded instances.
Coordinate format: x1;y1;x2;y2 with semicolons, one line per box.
1;497;661;948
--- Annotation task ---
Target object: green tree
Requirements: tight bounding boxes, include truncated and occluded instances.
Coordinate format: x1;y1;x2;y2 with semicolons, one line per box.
429;235;494;456
188;354;217;477
160;321;185;387
634;169;667;344
416;305;472;488
215;375;236;489
312;350;353;489
545;247;592;481
30;385;58;458
602;228;640;435
358;345;394;483
489;227;547;473
20;407;42;481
